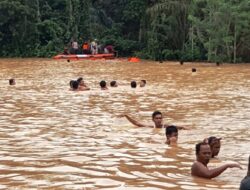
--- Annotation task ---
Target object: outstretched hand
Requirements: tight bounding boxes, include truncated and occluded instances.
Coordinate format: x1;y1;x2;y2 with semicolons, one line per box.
117;114;127;118
227;163;242;169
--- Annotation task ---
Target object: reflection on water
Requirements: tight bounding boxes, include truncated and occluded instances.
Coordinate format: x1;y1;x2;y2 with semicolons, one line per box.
0;58;249;189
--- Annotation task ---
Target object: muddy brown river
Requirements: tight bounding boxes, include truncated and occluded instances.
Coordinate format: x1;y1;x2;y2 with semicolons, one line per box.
0;58;249;189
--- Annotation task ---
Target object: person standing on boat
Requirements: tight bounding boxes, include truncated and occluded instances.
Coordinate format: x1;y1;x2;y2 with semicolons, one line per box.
82;41;90;54
91;39;98;55
71;39;79;54
104;45;114;54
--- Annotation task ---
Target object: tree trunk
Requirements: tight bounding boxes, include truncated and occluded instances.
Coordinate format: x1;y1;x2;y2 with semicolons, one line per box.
35;0;41;23
233;24;237;63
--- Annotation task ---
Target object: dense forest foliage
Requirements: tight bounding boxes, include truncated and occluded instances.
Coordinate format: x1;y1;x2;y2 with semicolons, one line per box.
0;0;250;62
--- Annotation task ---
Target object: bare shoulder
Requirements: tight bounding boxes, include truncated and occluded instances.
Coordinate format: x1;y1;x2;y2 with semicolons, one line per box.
191;161;205;175
163;124;170;128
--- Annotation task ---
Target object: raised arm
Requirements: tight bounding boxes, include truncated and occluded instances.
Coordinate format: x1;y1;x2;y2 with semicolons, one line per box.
176;125;189;130
123;114;152;128
192;162;241;179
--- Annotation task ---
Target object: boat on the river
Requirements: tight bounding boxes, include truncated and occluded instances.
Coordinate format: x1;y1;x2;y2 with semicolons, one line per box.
53;53;115;60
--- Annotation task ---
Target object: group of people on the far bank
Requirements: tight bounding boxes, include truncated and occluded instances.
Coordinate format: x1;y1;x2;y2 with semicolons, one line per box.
69;78;147;91
64;38;115;55
121;110;249;187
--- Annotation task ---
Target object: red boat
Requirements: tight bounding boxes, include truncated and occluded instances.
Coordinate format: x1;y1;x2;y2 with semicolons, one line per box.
53;53;115;60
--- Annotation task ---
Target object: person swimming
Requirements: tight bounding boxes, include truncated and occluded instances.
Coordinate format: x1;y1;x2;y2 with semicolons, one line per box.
9;78;16;85
191;142;241;179
77;77;90;90
110;80;118;87
100;80;108;90
121;111;187;129
207;136;221;158
166;125;178;145
240;155;250;190
71;80;79;91
139;80;146;87
131;81;137;88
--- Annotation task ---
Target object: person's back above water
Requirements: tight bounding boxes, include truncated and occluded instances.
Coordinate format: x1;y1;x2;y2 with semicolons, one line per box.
240;156;250;190
140;80;146;87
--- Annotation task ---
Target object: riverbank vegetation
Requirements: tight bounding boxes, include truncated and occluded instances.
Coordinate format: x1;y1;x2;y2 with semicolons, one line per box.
0;0;249;62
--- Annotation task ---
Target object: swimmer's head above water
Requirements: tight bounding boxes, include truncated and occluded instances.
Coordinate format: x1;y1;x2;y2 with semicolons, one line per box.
195;142;211;165
9;78;16;85
140;80;146;87
166;125;178;145
100;80;108;90
152;111;163;128
208;136;221;158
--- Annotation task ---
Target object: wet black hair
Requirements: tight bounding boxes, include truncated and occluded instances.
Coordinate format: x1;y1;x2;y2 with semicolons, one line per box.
152;111;162;119
195;142;209;155
9;78;15;85
165;125;178;136
131;81;137;88
100;80;107;88
208;136;221;145
72;80;79;90
247;156;250;176
77;77;83;83
69;80;74;88
110;80;117;87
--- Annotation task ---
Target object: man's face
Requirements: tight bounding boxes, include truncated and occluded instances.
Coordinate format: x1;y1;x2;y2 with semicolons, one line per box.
211;140;221;157
140;81;145;87
166;132;178;145
197;144;211;165
152;114;163;127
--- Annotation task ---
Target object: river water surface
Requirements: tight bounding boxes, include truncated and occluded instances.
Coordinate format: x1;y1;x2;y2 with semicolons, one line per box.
0;59;249;189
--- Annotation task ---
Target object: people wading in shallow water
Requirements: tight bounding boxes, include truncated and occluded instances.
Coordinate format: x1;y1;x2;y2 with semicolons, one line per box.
121;111;187;129
240;155;250;190
191;142;241;179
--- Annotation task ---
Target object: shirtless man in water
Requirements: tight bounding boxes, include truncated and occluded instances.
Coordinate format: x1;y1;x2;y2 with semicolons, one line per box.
122;110;187;129
240;155;250;189
191;142;241;179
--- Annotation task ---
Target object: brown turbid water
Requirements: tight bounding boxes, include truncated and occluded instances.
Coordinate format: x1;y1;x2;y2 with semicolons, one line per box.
0;58;249;189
